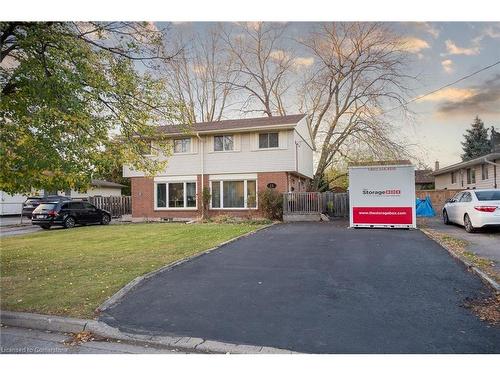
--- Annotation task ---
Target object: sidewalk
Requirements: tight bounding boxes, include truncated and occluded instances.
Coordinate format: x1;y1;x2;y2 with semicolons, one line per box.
0;326;184;354
0;216;30;227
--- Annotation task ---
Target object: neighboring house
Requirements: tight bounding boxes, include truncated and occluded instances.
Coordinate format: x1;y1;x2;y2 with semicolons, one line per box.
433;128;500;190
433;153;499;190
415;169;435;190
0;179;125;216
62;179;126;198
123;114;314;220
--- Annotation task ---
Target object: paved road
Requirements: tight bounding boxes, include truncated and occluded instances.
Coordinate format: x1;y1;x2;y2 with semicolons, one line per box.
419;217;500;273
0;326;184;354
100;222;500;354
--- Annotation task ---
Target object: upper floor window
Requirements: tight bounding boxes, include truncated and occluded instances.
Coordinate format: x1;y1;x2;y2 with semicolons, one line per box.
173;138;191;154
259;132;279;149
214;135;233;151
481;164;489;180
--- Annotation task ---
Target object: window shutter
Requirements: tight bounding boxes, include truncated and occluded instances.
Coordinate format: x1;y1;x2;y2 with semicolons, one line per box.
234;134;241;151
191;137;198;153
279;131;287;149
250;133;258;151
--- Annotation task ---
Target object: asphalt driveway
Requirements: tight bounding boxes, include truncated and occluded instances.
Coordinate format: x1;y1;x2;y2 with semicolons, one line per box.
100;222;500;353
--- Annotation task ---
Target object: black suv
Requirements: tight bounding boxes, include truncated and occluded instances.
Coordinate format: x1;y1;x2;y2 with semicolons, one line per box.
22;195;71;218
31;201;111;229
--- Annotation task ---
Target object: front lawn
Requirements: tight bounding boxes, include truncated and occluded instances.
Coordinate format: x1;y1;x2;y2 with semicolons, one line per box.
1;223;264;318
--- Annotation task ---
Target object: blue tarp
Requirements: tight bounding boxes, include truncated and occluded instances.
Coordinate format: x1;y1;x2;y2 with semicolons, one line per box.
416;196;436;217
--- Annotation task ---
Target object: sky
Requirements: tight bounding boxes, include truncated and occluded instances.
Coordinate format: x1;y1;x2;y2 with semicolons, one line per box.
162;22;500;169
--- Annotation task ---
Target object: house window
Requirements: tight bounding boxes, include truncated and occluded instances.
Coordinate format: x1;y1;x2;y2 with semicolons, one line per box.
173;138;191;153
451;172;456;184
481;164;489;180
467;168;476;184
211;181;221;208
210;180;257;209
155;181;197;209
214;135;233;151
259;132;279;148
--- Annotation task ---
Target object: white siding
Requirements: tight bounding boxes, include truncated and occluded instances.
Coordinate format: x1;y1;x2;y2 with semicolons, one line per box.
69;187;122;198
434;160;498;189
123;129;314;178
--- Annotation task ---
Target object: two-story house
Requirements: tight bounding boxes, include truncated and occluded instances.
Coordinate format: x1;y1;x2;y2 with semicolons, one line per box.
123;114;314;220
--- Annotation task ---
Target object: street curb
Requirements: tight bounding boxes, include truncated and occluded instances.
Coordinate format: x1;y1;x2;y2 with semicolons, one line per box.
96;223;276;313
0;310;297;354
420;228;500;292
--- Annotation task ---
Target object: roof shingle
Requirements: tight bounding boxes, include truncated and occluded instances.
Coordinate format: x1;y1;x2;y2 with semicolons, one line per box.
158;114;306;135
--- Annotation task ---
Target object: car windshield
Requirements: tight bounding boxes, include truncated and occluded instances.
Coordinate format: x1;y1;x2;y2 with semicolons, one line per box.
475;191;500;201
25;199;41;205
33;203;57;212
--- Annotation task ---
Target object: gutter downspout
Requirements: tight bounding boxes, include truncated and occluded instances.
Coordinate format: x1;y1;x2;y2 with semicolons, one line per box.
196;133;205;216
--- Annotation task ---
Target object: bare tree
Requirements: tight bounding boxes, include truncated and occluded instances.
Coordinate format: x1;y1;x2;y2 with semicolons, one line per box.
222;22;296;117
298;23;415;189
163;25;238;123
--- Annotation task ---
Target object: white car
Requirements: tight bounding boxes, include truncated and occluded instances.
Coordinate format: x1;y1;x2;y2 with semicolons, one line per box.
442;189;500;232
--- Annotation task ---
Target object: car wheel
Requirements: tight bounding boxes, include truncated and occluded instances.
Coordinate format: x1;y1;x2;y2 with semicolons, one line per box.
40;224;50;230
443;210;450;225
464;214;475;233
63;216;76;229
101;214;111;225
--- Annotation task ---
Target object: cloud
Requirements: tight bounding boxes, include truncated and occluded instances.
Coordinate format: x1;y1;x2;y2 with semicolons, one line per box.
418;87;477;103
192;64;207;75
441;59;454;74
269;50;314;69
444;39;480;55
294;56;314;67
414;22;440;38
399;37;430;54
431;75;500;116
482;24;500;38
269;49;290;61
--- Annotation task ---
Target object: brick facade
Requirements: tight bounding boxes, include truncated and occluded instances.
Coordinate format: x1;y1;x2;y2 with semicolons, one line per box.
131;172;308;220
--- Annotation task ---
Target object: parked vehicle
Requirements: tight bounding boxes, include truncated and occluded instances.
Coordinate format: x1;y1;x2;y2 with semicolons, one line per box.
442;189;500;232
31;201;111;229
22;195;71;218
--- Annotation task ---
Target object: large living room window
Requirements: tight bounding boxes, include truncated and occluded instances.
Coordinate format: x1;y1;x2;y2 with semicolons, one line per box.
156;181;197;209
214;135;233;151
211;179;257;209
259;132;279;148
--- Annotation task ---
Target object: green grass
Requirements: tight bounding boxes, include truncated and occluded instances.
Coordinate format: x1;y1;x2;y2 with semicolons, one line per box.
0;222;264;318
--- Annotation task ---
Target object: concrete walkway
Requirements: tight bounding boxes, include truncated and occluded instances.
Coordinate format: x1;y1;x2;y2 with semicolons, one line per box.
100;222;500;354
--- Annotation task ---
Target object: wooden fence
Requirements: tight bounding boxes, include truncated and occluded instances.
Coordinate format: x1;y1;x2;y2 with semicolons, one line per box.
415;189;462;216
322;192;349;217
283;192;349;219
88;196;131;217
